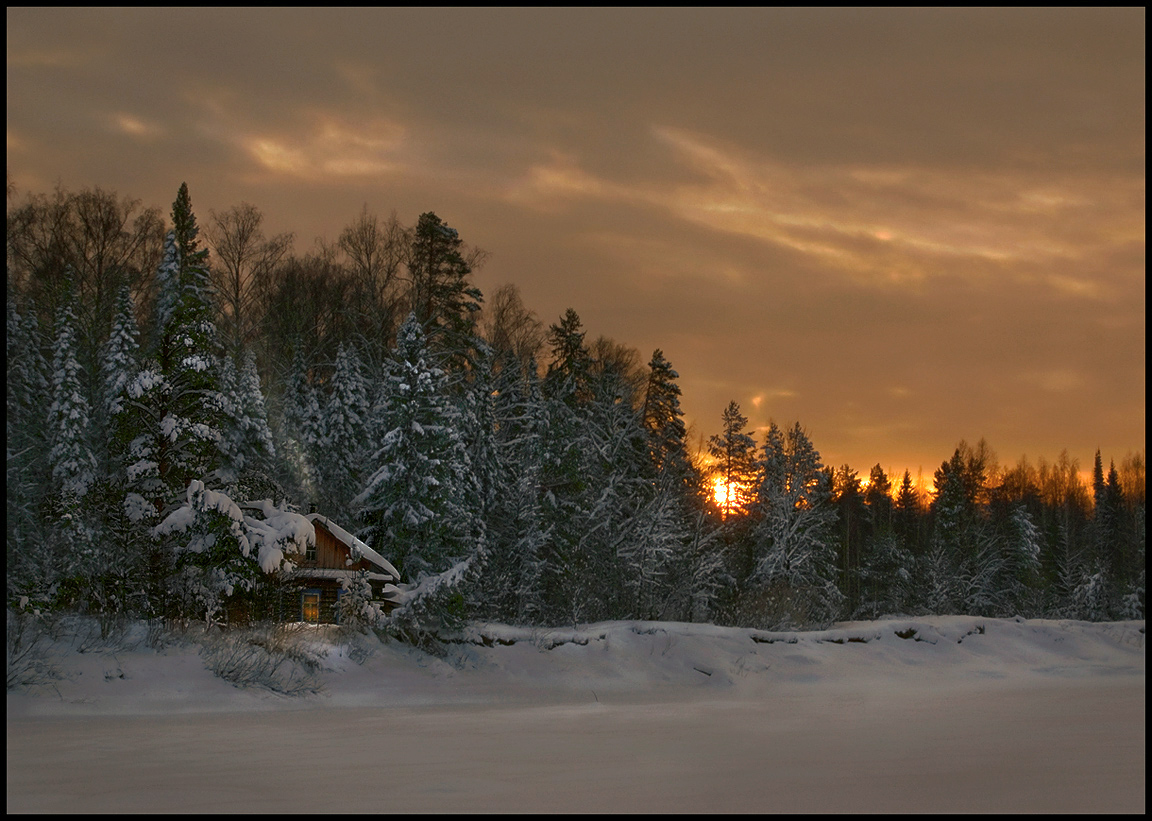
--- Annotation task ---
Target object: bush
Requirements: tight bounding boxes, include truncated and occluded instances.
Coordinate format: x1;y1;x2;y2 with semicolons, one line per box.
6;609;62;692
199;623;325;695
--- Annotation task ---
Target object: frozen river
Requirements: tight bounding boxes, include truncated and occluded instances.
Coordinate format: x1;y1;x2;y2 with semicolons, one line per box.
7;617;1145;812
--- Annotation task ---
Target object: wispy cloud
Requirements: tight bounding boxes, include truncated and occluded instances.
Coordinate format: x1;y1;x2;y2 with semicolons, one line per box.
110;113;165;141
505;126;1142;299
241;114;408;181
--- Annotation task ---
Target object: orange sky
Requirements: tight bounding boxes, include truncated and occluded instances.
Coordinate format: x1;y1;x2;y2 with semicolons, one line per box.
7;8;1145;478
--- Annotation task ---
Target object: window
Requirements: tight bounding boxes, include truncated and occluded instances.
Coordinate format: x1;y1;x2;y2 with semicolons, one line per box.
301;589;321;623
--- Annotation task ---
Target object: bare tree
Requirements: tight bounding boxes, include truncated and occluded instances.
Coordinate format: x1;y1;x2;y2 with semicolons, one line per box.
589;335;647;406
6;184;163;345
257;247;359;380
338;205;409;311
481;283;545;367
206;203;294;354
69;188;164;335
337;206;411;363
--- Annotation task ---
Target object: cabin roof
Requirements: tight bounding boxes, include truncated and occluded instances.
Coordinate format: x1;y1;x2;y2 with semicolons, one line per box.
305;514;401;582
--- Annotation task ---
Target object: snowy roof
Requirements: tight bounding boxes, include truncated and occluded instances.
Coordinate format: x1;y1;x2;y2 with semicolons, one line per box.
305;514;401;581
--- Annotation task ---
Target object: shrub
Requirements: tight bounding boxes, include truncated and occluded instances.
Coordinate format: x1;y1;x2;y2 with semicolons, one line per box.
199;623;325;695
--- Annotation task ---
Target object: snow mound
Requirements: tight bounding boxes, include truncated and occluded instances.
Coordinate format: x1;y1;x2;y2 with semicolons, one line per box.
7;616;1143;715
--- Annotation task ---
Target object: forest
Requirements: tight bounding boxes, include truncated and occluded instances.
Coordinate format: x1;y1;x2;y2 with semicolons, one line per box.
6;181;1146;639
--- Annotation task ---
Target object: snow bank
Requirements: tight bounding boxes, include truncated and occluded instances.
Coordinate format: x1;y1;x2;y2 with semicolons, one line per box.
6;616;1144;813
7;616;1143;716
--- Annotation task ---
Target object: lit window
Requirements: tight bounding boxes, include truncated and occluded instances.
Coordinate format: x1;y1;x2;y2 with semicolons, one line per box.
302;590;320;623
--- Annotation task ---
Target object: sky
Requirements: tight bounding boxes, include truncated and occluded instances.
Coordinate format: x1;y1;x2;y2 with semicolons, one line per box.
6;8;1145;479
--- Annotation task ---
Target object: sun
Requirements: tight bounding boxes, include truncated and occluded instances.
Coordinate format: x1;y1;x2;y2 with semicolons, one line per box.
711;475;751;517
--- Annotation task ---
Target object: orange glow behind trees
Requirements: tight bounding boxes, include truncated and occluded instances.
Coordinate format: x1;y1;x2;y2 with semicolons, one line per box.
711;474;754;518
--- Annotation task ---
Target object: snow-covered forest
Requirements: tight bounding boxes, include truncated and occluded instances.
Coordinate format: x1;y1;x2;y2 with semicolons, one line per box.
6;181;1146;636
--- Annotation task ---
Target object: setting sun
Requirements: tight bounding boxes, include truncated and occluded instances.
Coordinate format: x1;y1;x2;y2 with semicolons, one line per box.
711;475;752;516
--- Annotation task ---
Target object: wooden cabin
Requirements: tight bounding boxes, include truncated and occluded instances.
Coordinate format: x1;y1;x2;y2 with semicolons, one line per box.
287;514;404;624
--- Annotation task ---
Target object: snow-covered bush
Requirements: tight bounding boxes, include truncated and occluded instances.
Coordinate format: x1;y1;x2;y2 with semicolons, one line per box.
1070;571;1110;622
6;610;62;692
199;624;324;695
335;571;384;631
383;556;478;649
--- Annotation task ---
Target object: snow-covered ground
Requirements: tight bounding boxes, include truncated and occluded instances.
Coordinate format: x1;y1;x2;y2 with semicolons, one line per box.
7;616;1145;812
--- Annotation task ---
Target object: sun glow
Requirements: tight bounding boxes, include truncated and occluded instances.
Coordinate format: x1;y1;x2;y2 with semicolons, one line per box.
711;475;752;517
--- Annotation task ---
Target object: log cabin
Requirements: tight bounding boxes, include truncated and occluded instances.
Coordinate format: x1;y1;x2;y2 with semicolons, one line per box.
288;514;404;624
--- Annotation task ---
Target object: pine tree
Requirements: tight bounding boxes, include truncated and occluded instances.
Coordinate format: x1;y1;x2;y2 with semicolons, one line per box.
90;284;150;615
580;361;653;621
642;350;687;469
275;344;323;503
544;308;592;406
121;186;227;613
642;351;702;506
485;351;550;624
537;310;596;624
750;422;842;627
707;401;759;518
407;212;483;368
355;314;477;583
219;349;277;498
315;342;371;519
923;450;969;613
43;282;102;608
855;464;914;618
150;214;226;504
831;464;866;612
46;283;97;501
894;469;924;557
7;287;52;603
170;182;202;266
1004;504;1043;613
100;285;141;468
633;350;704;620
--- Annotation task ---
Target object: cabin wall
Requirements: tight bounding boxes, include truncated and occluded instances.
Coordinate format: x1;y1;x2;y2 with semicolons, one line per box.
306;522;373;572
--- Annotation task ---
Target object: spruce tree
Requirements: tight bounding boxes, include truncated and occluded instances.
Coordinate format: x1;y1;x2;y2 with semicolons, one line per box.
276;344;323;504
539;309;597;624
100;285;142;468
94;284;149;614
707;401;759;518
150;204;227;505
316;342;371;519
7;288;52;603
219;349;277;498
46;283;97;501
581;361;652;621
486;351;549;624
355;314;476;582
44;282;101;607
750;422;842;627
408;212;483;368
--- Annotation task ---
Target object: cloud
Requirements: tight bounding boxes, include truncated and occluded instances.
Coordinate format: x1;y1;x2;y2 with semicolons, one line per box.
240;114;408;181
650;128;1141;295
502;125;1141;304
111;113;165;141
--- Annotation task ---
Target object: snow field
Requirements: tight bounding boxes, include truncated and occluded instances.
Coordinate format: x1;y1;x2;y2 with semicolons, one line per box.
7;616;1145;812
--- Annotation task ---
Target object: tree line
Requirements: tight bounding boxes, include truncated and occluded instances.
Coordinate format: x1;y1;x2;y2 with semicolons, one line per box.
6;180;1145;634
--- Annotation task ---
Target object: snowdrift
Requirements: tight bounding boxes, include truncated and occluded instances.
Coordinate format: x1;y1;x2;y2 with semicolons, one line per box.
7;615;1144;714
